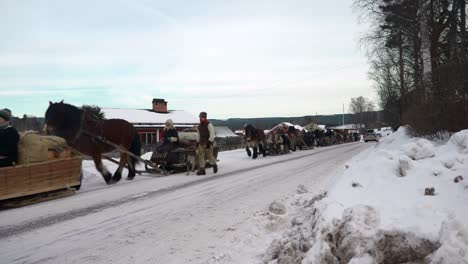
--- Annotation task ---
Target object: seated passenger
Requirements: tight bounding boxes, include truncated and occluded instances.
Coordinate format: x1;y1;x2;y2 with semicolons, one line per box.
0;108;20;168
155;119;179;154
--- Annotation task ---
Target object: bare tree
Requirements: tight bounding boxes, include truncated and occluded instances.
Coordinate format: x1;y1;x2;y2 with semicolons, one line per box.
419;0;432;102
354;0;468;135
350;96;375;129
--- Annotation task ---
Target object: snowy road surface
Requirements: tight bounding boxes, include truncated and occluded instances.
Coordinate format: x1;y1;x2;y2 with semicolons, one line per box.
0;143;370;264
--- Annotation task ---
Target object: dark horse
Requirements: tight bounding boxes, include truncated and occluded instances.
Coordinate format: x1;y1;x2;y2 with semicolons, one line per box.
244;124;266;159
45;101;141;184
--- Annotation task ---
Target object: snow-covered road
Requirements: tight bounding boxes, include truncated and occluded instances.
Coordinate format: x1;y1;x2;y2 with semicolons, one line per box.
0;143;370;264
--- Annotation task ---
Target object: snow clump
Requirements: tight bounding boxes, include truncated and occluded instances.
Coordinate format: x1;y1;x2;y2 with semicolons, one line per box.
402;139;435;160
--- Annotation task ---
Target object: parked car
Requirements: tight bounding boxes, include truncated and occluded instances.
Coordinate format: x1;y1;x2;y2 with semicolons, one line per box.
364;130;379;142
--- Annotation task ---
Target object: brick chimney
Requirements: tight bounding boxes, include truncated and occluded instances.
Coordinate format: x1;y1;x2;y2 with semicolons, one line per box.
152;98;168;113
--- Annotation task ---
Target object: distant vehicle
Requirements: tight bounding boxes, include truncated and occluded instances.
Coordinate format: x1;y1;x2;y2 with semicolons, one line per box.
364;130;379;142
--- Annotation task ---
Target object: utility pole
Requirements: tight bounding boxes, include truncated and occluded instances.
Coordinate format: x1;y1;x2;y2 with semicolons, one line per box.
342;103;345;126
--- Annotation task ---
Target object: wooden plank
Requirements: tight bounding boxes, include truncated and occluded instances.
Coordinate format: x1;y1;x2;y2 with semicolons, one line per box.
0;151;82;201
1;189;76;208
0;181;81;200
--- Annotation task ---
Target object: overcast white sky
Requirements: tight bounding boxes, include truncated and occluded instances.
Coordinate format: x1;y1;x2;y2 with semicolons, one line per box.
0;0;374;119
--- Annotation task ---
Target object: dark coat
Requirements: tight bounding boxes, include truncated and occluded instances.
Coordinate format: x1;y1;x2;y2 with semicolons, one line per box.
156;128;179;153
162;128;179;143
0;125;20;167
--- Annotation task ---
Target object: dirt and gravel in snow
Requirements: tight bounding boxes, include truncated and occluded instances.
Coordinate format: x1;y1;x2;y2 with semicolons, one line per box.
0;143;369;264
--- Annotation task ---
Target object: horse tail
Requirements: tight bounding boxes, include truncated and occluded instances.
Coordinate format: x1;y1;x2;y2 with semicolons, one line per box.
129;133;141;167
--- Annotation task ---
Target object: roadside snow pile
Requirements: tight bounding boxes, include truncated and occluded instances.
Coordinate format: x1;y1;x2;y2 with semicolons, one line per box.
402;139;435;160
263;127;468;264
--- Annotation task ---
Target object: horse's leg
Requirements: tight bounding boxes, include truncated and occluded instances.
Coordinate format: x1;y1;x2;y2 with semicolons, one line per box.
111;152;127;183
127;132;141;180
257;131;266;157
245;145;252;157
93;148;112;184
252;143;258;159
127;152;136;180
189;155;196;172
259;141;266;157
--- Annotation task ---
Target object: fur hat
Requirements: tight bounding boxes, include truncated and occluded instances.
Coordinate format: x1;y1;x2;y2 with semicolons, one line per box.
0;108;11;121
199;112;207;118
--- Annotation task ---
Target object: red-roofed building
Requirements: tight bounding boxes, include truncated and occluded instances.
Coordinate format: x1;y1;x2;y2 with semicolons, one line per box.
102;99;198;146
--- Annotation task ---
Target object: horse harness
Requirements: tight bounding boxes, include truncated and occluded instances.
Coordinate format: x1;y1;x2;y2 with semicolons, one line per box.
71;112;105;146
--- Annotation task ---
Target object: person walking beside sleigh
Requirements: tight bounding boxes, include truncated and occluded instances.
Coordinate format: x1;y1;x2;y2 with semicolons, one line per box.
0;108;20;168
196;111;217;175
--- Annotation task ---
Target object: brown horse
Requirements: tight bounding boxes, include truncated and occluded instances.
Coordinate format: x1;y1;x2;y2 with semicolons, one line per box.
44;101;141;184
244;124;266;159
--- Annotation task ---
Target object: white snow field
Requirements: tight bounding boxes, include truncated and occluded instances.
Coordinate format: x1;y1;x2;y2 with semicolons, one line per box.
0;143;369;264
263;128;468;264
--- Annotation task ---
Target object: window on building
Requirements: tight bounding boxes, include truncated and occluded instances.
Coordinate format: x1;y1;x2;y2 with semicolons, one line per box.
138;132;158;145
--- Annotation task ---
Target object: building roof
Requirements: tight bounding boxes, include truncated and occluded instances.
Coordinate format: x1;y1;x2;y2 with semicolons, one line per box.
215;126;240;138
152;98;167;103
102;108;198;127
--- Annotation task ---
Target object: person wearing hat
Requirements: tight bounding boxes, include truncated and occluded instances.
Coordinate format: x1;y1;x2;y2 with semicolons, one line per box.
196;111;217;175
0;108;20;167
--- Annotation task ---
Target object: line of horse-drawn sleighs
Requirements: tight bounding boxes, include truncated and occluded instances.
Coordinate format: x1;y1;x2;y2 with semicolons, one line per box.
0;102;217;207
243;122;359;159
0;101;357;207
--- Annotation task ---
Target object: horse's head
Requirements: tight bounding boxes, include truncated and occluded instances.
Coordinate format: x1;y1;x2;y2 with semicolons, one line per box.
44;101;65;134
244;124;255;141
44;101;81;138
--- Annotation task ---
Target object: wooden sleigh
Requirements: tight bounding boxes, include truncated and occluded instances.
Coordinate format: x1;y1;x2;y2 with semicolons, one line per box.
0;147;82;208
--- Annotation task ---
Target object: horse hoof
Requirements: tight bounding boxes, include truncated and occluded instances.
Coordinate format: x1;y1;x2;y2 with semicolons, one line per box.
111;173;122;183
104;173;112;184
107;178;119;185
111;177;122;183
126;176;135;181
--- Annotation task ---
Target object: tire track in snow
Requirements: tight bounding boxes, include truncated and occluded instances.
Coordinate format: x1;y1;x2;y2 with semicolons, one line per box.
0;143;367;238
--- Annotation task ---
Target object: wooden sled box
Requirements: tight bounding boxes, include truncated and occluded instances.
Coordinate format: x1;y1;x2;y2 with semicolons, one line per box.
0;152;82;202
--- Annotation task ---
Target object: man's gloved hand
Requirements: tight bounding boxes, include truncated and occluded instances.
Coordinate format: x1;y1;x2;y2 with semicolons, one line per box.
206;141;211;148
170;137;178;142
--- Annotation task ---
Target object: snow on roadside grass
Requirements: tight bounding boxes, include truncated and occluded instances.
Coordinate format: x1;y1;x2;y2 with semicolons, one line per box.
263;127;468;263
